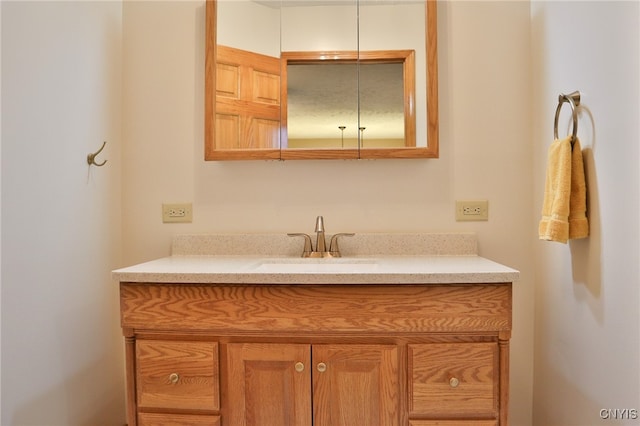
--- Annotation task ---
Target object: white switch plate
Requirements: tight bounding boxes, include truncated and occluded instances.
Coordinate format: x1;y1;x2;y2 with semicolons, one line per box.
455;200;488;221
162;203;193;223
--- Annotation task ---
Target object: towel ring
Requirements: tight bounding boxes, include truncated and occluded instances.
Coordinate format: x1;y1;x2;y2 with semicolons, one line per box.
554;91;581;144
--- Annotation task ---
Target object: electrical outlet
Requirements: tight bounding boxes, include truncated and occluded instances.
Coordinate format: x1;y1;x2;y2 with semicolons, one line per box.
162;203;193;223
456;200;488;221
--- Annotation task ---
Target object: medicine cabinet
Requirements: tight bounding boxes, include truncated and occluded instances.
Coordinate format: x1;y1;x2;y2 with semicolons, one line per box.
204;0;438;160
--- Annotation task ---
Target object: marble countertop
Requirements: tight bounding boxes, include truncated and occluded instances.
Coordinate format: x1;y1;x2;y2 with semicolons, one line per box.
112;233;519;285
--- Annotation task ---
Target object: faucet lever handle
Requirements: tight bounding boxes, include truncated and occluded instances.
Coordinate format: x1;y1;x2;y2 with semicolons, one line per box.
329;233;355;257
287;233;313;257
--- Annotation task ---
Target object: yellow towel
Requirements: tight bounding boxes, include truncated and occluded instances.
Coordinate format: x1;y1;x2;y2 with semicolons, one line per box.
539;136;589;243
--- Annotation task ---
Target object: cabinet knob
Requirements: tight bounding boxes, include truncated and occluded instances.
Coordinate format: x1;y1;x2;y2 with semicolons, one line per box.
317;362;327;372
169;373;180;384
295;362;305;373
449;377;460;388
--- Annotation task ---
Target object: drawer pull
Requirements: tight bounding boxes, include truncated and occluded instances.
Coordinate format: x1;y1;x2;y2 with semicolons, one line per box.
449;377;460;388
295;362;305;373
168;373;180;384
317;362;327;373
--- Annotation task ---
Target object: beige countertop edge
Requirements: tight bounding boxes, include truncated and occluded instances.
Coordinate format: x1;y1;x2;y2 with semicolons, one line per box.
112;255;520;285
113;272;519;285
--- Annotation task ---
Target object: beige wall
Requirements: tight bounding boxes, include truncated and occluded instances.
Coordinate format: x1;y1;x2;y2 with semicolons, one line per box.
122;1;535;423
531;1;640;424
1;1;124;423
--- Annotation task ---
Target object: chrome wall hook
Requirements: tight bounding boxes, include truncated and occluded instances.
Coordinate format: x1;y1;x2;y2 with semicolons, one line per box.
87;141;107;167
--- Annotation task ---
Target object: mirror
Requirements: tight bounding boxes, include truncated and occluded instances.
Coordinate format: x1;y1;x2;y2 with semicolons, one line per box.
205;0;438;160
282;50;415;151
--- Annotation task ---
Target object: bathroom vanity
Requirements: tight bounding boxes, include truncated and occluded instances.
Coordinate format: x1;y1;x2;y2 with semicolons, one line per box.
114;234;518;426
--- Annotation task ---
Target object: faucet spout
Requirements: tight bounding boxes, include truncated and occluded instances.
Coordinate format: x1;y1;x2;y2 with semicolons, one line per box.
314;216;326;252
289;216;354;258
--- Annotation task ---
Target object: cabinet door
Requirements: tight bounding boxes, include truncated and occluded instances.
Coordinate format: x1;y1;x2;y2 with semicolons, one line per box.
312;344;399;426
136;340;219;412
226;343;312;426
216;45;281;149
409;421;497;426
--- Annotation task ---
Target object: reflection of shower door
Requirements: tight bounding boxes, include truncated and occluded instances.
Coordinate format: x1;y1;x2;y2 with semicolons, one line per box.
215;45;280;150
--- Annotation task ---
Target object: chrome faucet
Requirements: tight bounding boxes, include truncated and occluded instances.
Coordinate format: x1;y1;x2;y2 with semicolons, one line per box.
288;216;354;258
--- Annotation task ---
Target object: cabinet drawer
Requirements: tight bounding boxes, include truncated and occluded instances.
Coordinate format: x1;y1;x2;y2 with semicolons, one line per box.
138;412;220;425
410;421;497;426
408;343;498;417
136;340;220;411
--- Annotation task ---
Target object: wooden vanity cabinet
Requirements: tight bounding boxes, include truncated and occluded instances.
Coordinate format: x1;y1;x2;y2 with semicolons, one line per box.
120;282;512;426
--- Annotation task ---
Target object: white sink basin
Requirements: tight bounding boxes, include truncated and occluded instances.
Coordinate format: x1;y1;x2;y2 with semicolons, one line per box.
253;258;379;273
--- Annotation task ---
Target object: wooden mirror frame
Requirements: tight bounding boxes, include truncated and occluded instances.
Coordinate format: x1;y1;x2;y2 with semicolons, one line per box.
204;0;438;161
